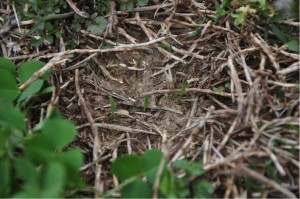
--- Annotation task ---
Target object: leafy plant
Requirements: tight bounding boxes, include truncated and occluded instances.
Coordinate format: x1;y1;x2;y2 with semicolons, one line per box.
109;150;213;198
0;57;83;197
118;0;149;11
86;13;108;35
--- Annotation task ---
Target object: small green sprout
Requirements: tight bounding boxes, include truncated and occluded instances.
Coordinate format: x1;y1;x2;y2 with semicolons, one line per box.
143;96;150;111
177;83;186;103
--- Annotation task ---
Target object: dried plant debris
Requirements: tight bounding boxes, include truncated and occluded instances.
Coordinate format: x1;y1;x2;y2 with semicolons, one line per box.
0;0;299;198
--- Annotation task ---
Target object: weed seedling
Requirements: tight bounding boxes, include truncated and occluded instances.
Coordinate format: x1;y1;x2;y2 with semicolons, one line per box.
177;83;186;104
143;96;150;111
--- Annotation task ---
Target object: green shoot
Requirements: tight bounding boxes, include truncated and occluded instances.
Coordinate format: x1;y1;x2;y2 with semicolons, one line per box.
177;83;186;104
143;96;150;111
109;96;116;117
158;43;173;53
213;87;224;94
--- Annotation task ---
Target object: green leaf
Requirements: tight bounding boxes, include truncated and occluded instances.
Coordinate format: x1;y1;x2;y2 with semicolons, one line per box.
18;61;51;84
269;24;287;43
100;45;113;49
285;40;299;53
127;2;134;11
121;179;152;198
174;159;205;176
111;155;143;181
39;86;55;94
215;3;226;19
0;160;10;197
141;150;163;184
17;79;44;103
174;178;190;198
137;0;148;6
0;103;25;131
25;143;55;164
15;158;39;189
30;38;44;47
41;118;77;149
87;16;107;34
142;150;163;172
0;127;11;150
160;169;176;198
61;149;83;172
120;3;127;11
213;87;224;94
61;149;83;186
0;70;20;102
231;12;247;26
0;57;16;75
193;179;214;198
41;162;65;198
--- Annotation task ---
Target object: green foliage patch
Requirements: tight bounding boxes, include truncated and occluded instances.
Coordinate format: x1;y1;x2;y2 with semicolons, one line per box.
0;57;83;198
109;150;213;198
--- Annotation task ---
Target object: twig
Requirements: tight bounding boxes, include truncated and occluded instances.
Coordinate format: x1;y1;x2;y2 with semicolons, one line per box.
75;69;101;197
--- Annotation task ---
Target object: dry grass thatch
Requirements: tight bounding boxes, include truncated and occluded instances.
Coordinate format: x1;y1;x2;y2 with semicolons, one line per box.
1;0;299;198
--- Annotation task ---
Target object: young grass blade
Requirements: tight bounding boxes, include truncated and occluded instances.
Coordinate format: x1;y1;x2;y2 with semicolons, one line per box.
143;96;149;112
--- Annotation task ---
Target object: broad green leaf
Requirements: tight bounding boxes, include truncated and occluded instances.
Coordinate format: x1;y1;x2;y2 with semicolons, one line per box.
120;3;127;11
12;191;34;198
0;127;11;150
41;162;65;198
25;143;55;164
142;150;163;184
0;160;10;197
121;179;152;198
142;150;163;172
127;2;134;11
18;61;51;84
30;38;44;47
61;149;83;186
61;149;83;170
285;40;299;53
174;178;190;198
0;57;15;75
87;16;107;34
17;79;44;103
111;155;143;180
15;158;39;189
160;169;176;198
137;0;148;6
0;103;25;131
193;179;214;198
0;70;20;102
41;118;77;149
39;86;55;94
174;159;205;176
